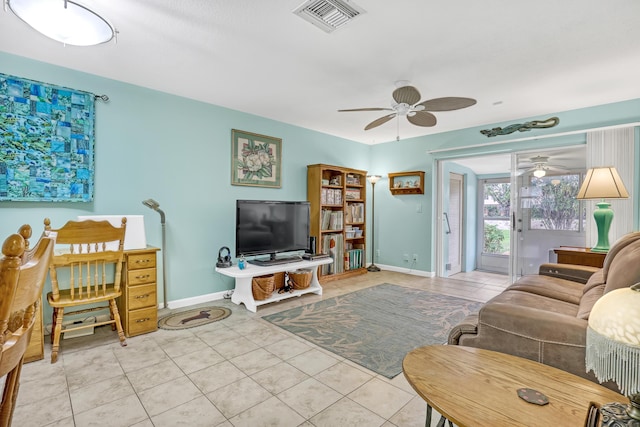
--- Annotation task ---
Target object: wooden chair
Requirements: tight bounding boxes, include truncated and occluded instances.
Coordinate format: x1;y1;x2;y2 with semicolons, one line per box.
0;226;54;427
44;218;128;363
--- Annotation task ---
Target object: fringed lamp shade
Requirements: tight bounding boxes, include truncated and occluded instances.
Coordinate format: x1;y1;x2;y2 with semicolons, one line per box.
586;284;640;421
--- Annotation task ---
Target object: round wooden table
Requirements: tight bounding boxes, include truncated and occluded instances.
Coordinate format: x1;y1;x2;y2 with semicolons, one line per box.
403;345;626;427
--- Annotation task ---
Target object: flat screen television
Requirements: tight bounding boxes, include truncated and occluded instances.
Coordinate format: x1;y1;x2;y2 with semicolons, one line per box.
235;200;310;265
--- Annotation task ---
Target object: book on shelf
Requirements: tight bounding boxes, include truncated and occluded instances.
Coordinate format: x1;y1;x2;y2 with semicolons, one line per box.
321;188;343;205
346;203;364;223
321;233;344;275
345;189;361;200
321;209;343;231
346;174;361;185
344;242;365;270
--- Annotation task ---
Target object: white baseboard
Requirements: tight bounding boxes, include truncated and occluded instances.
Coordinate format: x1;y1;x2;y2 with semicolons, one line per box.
165;290;228;310
370;263;435;277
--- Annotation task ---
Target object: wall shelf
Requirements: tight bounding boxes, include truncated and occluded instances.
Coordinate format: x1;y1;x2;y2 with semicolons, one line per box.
388;171;425;195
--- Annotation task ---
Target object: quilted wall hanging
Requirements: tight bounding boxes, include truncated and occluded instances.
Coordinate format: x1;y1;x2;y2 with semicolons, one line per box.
0;73;95;202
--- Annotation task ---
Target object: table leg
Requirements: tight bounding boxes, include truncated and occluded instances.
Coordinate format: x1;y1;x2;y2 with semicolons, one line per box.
230;276;257;312
425;404;432;427
425;403;453;427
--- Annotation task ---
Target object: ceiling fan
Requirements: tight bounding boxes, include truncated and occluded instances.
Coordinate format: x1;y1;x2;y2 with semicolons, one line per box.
338;81;477;132
518;156;568;178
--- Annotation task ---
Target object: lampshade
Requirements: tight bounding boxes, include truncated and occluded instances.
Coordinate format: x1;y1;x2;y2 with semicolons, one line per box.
367;175;381;184
8;0;115;46
576;167;630;200
586;284;640;421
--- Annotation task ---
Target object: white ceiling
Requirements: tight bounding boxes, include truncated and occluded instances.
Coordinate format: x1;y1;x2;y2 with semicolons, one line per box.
1;1;640;144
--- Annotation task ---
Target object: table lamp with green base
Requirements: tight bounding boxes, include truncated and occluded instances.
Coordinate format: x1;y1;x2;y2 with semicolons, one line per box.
576;167;629;253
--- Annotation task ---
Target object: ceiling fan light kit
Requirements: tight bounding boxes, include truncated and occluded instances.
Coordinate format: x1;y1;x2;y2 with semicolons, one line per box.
8;0;115;46
338;83;476;134
519;155;569;177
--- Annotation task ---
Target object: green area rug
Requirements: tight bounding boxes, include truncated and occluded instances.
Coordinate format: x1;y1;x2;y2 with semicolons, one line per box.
262;283;482;378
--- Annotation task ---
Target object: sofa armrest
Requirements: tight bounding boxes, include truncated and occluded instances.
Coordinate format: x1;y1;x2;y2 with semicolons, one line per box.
448;314;478;344
538;263;599;284
479;303;587;345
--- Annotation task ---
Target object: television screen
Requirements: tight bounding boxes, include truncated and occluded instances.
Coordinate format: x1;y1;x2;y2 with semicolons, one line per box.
235;200;310;259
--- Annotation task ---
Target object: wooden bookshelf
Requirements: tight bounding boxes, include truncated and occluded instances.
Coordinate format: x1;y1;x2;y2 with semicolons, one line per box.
307;164;368;282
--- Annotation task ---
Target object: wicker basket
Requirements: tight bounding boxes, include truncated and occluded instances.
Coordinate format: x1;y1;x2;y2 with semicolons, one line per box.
274;271;285;290
252;274;275;300
288;269;313;290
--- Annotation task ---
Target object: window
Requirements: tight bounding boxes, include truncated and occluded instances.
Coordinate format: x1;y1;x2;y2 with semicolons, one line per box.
482;180;510;255
528;174;583;231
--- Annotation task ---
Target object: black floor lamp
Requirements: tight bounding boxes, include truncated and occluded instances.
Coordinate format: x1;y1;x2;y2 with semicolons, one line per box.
142;198;168;309
367;175;381;272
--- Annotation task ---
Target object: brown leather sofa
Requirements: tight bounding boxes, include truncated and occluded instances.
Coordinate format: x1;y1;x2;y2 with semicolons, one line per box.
448;232;640;387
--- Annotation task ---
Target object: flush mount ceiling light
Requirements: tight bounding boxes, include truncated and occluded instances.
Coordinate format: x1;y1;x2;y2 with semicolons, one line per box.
8;0;115;46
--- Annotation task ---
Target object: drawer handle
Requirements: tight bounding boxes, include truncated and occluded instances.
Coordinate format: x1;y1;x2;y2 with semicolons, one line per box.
134;294;150;299
135;274;151;280
136;318;151;323
135;259;151;264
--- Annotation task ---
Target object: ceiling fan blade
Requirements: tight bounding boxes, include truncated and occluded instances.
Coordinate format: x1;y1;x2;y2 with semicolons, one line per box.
338;107;392;112
407;111;437;127
417;97;477;112
364;113;396;130
392;86;421;105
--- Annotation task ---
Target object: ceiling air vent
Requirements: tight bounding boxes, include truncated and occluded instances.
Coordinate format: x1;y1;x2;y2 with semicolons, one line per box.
293;0;365;33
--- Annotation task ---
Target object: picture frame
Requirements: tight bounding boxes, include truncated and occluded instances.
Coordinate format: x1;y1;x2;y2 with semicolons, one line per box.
231;129;282;188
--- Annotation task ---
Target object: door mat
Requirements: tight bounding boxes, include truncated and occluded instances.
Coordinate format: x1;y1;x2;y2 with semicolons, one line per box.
158;306;231;330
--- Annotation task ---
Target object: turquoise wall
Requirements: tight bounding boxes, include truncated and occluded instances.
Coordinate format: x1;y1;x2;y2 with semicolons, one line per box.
2;51;640;308
370;100;640;273
0;52;369;312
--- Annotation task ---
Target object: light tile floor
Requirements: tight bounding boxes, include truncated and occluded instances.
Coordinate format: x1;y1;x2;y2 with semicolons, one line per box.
14;270;508;427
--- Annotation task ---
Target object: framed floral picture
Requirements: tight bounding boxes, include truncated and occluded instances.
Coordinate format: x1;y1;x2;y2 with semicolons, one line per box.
231;129;282;188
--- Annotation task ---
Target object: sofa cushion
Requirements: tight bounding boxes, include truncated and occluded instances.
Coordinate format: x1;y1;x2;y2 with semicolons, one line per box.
604;239;640;293
577;284;605;320
506;275;583;305
602;231;640;281
487;290;579;317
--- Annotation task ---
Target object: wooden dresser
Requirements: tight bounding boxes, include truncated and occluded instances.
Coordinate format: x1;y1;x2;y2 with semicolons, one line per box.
118;247;160;337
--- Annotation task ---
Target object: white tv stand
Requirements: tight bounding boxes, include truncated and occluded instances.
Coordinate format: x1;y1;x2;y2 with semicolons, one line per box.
215;257;333;312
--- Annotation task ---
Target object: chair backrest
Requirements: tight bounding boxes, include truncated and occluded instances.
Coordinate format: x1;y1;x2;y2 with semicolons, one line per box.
44;218;127;302
0;227;54;422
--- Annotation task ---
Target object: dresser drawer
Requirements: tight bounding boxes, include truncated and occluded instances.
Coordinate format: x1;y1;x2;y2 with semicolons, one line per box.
128;283;157;310
126;307;157;336
128;253;157;270
127;267;156;286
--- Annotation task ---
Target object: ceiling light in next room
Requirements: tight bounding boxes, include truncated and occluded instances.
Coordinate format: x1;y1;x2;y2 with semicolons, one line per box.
293;0;365;33
7;0;116;46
